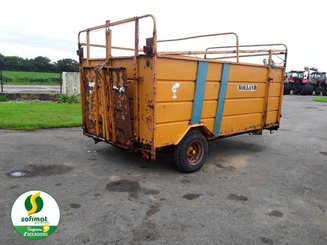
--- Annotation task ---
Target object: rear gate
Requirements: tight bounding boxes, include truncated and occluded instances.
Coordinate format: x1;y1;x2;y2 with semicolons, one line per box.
81;67;133;149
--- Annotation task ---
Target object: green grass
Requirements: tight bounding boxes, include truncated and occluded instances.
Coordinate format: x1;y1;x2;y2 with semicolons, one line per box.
0;95;8;102
56;95;80;104
0;102;81;130
2;71;60;85
313;97;327;103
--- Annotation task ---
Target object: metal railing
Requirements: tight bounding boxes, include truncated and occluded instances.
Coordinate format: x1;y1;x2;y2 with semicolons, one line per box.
77;15;287;68
204;43;287;68
157;32;240;62
78;14;157;63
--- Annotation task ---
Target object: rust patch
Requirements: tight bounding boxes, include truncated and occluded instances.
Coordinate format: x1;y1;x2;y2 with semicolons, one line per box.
147;99;154;109
83;68;97;135
81;67;134;149
110;68;133;148
145;115;153;126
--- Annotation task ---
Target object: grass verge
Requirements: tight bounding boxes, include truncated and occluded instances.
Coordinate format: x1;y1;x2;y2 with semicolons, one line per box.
2;71;60;86
313;97;327;103
0;102;81;130
3;81;59;86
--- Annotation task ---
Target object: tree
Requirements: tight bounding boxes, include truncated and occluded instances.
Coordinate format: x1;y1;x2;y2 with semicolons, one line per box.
0;55;79;72
32;56;55;72
55;58;79;72
3;56;25;71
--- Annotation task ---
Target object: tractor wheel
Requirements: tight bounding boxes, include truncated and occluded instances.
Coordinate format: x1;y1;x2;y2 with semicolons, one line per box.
322;87;327;96
174;130;208;173
300;84;314;95
314;88;322;96
284;83;292;95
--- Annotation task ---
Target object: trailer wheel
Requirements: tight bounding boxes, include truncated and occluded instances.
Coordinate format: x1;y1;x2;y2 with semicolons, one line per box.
174;130;208;173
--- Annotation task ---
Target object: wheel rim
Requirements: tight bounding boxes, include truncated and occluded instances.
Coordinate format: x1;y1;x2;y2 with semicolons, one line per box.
186;140;204;165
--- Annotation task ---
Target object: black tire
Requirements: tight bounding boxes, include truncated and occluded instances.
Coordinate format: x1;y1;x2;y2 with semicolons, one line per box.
314;88;321;96
300;84;313;95
174;130;208;173
284;83;292;95
322;87;327;96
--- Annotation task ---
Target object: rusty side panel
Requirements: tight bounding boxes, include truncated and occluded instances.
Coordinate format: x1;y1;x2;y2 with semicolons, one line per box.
81;68;97;136
137;56;155;150
109;68;133;148
111;58;137;140
81;66;133;149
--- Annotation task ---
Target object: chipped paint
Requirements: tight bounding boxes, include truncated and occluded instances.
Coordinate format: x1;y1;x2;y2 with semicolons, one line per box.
171;82;180;99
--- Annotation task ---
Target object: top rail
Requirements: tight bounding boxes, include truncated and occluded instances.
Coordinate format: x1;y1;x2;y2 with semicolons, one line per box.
77;14;157;64
204;43;288;68
158;33;239;62
77;14;287;67
78;14;157;43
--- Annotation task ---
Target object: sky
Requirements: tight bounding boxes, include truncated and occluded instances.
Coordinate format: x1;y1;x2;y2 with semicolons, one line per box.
1;0;326;72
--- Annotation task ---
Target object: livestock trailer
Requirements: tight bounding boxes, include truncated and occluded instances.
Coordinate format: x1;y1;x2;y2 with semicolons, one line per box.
77;15;287;172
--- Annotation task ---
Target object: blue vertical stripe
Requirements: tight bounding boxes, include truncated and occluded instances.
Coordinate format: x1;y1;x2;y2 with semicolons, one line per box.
214;64;230;137
191;61;208;124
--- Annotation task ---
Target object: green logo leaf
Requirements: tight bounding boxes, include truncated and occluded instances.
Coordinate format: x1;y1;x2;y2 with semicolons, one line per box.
24;192;43;215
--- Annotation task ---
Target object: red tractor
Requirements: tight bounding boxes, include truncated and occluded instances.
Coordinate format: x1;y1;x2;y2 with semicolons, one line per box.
284;70;313;95
283;72;293;94
311;71;327;96
304;66;320;95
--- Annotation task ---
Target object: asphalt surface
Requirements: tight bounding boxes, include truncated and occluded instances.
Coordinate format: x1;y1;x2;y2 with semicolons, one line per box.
0;95;326;245
2;85;60;93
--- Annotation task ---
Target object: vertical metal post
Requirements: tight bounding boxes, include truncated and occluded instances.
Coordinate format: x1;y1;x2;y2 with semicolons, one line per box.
105;21;112;60
86;30;90;66
262;67;272;131
0;69;3;93
235;35;239;63
268;50;272;66
134;18;140;139
134;18;139;74
59;72;63;94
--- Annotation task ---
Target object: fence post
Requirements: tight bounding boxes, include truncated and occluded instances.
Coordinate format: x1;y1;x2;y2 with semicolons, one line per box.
0;69;3;93
59;72;63;94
